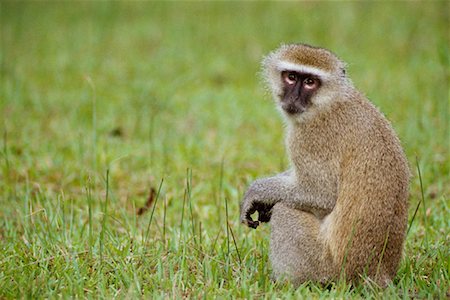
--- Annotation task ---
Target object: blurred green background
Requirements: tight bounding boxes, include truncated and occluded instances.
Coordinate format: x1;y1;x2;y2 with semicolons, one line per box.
1;1;448;298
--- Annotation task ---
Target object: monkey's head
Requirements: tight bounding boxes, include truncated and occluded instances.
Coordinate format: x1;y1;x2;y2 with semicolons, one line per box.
263;44;351;121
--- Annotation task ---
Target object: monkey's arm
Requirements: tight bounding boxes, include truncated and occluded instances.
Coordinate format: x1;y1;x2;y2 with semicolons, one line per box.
240;170;332;229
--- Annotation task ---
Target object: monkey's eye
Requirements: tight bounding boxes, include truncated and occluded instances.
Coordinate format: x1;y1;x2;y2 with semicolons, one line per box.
303;77;317;89
288;73;297;82
282;71;298;85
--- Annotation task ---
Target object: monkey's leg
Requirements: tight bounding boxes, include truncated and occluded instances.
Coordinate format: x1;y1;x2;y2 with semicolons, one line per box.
270;202;331;285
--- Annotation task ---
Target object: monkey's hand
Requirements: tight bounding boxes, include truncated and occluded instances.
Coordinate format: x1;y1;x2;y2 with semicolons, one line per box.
240;199;273;229
240;179;277;229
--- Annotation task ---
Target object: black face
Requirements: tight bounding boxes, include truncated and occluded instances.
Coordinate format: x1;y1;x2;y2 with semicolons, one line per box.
280;71;321;114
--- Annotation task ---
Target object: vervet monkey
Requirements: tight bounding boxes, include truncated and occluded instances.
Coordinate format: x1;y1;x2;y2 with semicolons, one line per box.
240;44;409;287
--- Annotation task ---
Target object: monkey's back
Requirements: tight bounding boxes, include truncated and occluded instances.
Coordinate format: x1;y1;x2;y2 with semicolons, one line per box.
320;97;410;285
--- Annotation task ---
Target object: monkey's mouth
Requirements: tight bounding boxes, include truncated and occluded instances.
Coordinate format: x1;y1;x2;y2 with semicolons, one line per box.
282;103;305;114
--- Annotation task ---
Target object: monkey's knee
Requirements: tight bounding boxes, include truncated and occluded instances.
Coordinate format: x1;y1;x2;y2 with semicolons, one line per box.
270;203;320;242
270;203;328;284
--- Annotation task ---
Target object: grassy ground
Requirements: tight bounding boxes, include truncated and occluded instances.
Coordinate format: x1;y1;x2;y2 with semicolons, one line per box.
1;1;448;298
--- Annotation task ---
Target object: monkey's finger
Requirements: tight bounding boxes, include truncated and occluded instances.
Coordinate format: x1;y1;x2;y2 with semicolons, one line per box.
246;205;257;217
244;219;260;229
258;210;272;223
240;212;259;229
240;206;256;222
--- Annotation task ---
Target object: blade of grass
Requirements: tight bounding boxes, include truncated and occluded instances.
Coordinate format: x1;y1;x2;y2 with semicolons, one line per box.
407;156;426;240
99;168;110;267
85;174;94;255
228;224;242;265
84;76;97;172
2;128;10;176
187;168;197;245
163;195;167;248
143;177;164;248
416;156;428;246
179;187;187;243
225;197;230;259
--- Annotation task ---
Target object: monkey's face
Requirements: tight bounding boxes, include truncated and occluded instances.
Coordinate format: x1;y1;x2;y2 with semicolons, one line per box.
279;71;321;115
262;44;350;122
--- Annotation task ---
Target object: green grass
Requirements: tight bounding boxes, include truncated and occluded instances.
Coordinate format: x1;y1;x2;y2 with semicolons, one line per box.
1;1;449;298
